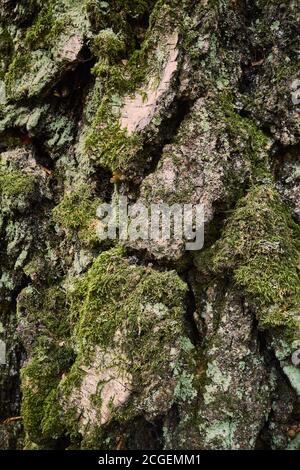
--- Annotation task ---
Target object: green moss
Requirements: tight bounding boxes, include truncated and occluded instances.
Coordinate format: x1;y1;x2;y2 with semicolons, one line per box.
19;247;196;446
85;41;150;172
69;246;188;353
4;53;32;100
85;0;156;32
24;3;67;50
52;184;102;247
63;247;188;427
215;92;269;179
84;1;161;173
19;284;75;443
211;183;300;336
85;113;144;172
17;285;70;343
3;1;70;99
92;29;126;62
21;347;73;444
0;27;13;79
0;164;37;204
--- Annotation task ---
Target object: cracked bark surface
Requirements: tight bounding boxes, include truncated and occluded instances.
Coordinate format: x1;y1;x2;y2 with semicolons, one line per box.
0;0;299;450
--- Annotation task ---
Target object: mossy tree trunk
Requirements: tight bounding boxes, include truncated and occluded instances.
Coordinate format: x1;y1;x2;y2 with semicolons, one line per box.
0;0;299;450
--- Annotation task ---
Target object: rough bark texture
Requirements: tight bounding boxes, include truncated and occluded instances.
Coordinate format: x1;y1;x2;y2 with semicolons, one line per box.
0;0;300;450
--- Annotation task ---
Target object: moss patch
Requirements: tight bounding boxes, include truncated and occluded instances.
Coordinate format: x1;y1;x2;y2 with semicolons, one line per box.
84;1;169;173
19;283;74;444
0;168;36;200
52;184;102;247
24;3;67;50
21;247;195;447
21;349;73;444
214;92;270;179
0;162;37;212
69;246;188;354
211;183;300;336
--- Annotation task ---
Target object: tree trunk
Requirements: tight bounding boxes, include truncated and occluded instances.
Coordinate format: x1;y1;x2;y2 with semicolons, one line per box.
0;0;299;450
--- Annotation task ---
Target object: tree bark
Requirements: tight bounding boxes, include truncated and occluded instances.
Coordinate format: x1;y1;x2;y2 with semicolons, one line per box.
0;0;299;450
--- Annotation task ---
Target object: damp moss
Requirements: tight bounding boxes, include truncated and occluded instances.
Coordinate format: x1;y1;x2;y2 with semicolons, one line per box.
19;284;74;443
4;53;32;100
4;1;71;100
57;248;189;434
0;27;13;79
211;183;300;336
17;285;70;343
91;29;126;63
52;184;102;247
85;113;144;172
85;0;156;32
85;46;148;173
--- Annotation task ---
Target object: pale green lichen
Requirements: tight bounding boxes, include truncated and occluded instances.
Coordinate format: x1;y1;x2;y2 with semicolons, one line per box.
203;360;232;405
282;365;300;396
203;420;237;448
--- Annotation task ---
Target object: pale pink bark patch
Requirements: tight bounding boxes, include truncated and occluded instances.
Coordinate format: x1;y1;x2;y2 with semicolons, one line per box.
66;343;132;431
120;32;179;135
58;35;82;62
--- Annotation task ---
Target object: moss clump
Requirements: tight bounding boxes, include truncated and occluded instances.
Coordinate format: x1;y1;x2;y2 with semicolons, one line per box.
3;1;71;99
69;246;188;353
21;247;193;447
211;183;300;336
85;111;144;172
52;184;102;246
85;0;156;33
51;247;193;445
84;0;163;173
17;285;70;344
4;53;32;99
21;348;73;444
24;3;67;50
19;285;74;443
92;29;126;63
0;27;13;79
85;40;149;172
0;164;37;211
215;93;269;179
